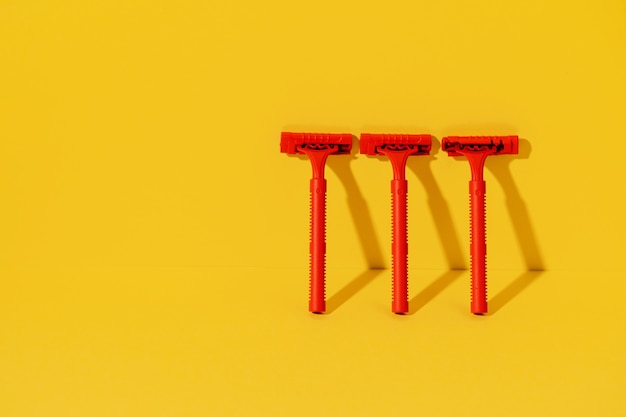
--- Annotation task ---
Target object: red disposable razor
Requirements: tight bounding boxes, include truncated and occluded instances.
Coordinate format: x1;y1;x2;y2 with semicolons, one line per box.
281;132;352;313
442;135;519;315
360;134;431;314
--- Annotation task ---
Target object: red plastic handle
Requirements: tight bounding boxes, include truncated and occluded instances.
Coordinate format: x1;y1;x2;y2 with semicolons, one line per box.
442;135;518;315
309;178;327;313
391;179;409;313
359;134;431;314
469;180;487;314
281;132;353;313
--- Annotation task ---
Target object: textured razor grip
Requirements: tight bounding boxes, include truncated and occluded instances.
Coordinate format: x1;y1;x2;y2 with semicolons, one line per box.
309;178;327;313
391;179;409;314
469;180;487;314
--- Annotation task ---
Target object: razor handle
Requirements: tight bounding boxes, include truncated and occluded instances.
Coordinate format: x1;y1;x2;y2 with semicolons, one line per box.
309;177;327;313
469;180;487;314
391;179;409;313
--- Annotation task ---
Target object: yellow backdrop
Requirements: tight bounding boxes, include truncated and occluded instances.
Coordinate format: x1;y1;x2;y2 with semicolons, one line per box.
1;1;625;416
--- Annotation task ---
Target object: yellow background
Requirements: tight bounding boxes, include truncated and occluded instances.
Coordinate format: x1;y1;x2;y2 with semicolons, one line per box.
1;0;625;416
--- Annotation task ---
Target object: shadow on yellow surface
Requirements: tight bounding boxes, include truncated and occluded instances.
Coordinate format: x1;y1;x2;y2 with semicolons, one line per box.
409;269;466;314
326;268;385;313
327;135;385;269
489;270;544;315
408;137;467;269
487;138;545;270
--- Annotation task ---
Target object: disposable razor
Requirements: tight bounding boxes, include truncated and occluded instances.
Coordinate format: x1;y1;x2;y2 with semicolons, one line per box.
281;132;352;313
442;135;519;315
360;133;431;314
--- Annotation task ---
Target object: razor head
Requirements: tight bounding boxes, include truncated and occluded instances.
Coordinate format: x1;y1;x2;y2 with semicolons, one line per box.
442;135;518;156
359;134;432;156
280;132;352;155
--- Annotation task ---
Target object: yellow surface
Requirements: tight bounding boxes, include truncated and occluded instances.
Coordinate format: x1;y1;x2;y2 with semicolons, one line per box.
0;1;625;416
